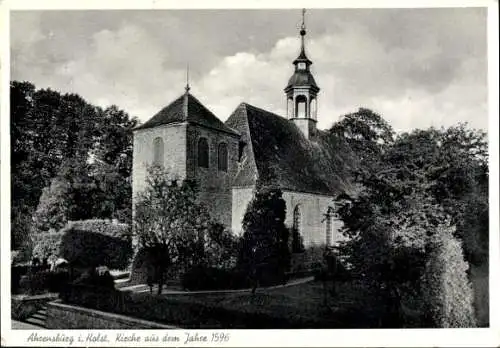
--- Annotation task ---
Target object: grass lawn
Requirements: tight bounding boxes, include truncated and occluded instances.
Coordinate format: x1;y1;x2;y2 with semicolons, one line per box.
161;280;376;328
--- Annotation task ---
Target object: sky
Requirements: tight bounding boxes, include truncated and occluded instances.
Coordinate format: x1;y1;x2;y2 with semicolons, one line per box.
10;8;488;133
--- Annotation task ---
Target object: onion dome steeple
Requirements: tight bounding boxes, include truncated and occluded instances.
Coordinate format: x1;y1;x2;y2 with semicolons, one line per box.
284;9;320;140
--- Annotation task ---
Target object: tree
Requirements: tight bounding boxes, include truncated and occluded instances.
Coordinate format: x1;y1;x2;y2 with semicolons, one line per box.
133;165;213;294
10;83;99;249
329;108;394;172
31;176;71;235
89;105;138;224
10;81;137;253
334;121;485;327
11;81;40;250
238;185;290;290
421;222;476;327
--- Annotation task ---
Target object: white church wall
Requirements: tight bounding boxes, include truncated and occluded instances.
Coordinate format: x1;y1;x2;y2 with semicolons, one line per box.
230;187;344;248
282;190;344;248
132;123;188;209
231;186;255;236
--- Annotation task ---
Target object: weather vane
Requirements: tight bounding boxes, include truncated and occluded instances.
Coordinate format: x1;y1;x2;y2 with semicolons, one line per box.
301;8;306;30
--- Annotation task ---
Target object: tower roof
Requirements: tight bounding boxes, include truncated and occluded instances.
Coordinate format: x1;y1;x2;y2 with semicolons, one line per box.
134;92;239;135
285;70;319;91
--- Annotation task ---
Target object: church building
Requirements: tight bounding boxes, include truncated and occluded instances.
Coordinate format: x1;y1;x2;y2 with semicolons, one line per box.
132;13;348;250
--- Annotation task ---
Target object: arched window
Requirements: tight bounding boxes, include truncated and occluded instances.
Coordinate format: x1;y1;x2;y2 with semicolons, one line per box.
326;207;334;246
292;204;304;253
153;137;164;165
217;143;228;172
310;98;317;120
295;95;307;118
197;137;209;168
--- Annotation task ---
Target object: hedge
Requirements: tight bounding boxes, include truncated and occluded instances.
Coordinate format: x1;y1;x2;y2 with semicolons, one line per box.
31;219;132;269
59;219;132;270
18;270;71;295
422;227;477;327
60;283;341;329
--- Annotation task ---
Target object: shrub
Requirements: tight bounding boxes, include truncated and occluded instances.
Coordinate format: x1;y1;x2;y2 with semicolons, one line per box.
73;269;115;289
59;220;132;270
32;230;65;260
290;244;326;273
19;271;50;295
67;219;131;239
182;266;251;291
47;270;71;292
205;222;239;269
11;249;32;265
421;225;477;327
129;246;172;286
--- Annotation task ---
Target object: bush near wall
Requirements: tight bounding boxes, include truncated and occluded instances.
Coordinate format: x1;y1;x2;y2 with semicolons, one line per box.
17;270;72;295
59;220;132;270
290;244;326;274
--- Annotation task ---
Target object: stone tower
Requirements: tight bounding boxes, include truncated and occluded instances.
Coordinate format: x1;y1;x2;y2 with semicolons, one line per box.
284;9;320;140
132;83;240;228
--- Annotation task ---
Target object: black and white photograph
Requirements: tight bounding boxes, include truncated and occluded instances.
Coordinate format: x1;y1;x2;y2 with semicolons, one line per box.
1;1;499;346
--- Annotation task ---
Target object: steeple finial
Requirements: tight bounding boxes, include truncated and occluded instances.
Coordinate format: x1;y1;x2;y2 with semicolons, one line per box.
185;63;190;93
183;63;190;118
301;8;306;34
299;9;307;57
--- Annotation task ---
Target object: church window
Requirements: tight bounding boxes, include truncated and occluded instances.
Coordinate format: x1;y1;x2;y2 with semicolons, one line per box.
217;142;228;172
326;207;334;246
310;98;317;120
152;137;164;166
298;62;306;70
197;137;209;168
296;95;307;118
292;204;305;253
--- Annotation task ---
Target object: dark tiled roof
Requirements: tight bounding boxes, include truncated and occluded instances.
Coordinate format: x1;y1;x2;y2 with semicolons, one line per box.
285;70;319;91
135;93;238;135
225;103;352;195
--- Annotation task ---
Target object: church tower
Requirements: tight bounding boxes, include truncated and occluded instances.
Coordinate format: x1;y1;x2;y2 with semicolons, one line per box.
284;9;320;139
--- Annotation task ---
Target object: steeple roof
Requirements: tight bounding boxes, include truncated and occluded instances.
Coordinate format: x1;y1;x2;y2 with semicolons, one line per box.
134;92;239;135
285;9;319;92
285;70;319;91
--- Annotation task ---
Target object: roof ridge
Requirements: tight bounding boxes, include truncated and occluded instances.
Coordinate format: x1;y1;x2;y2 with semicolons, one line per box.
240;102;285;120
135;92;237;134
